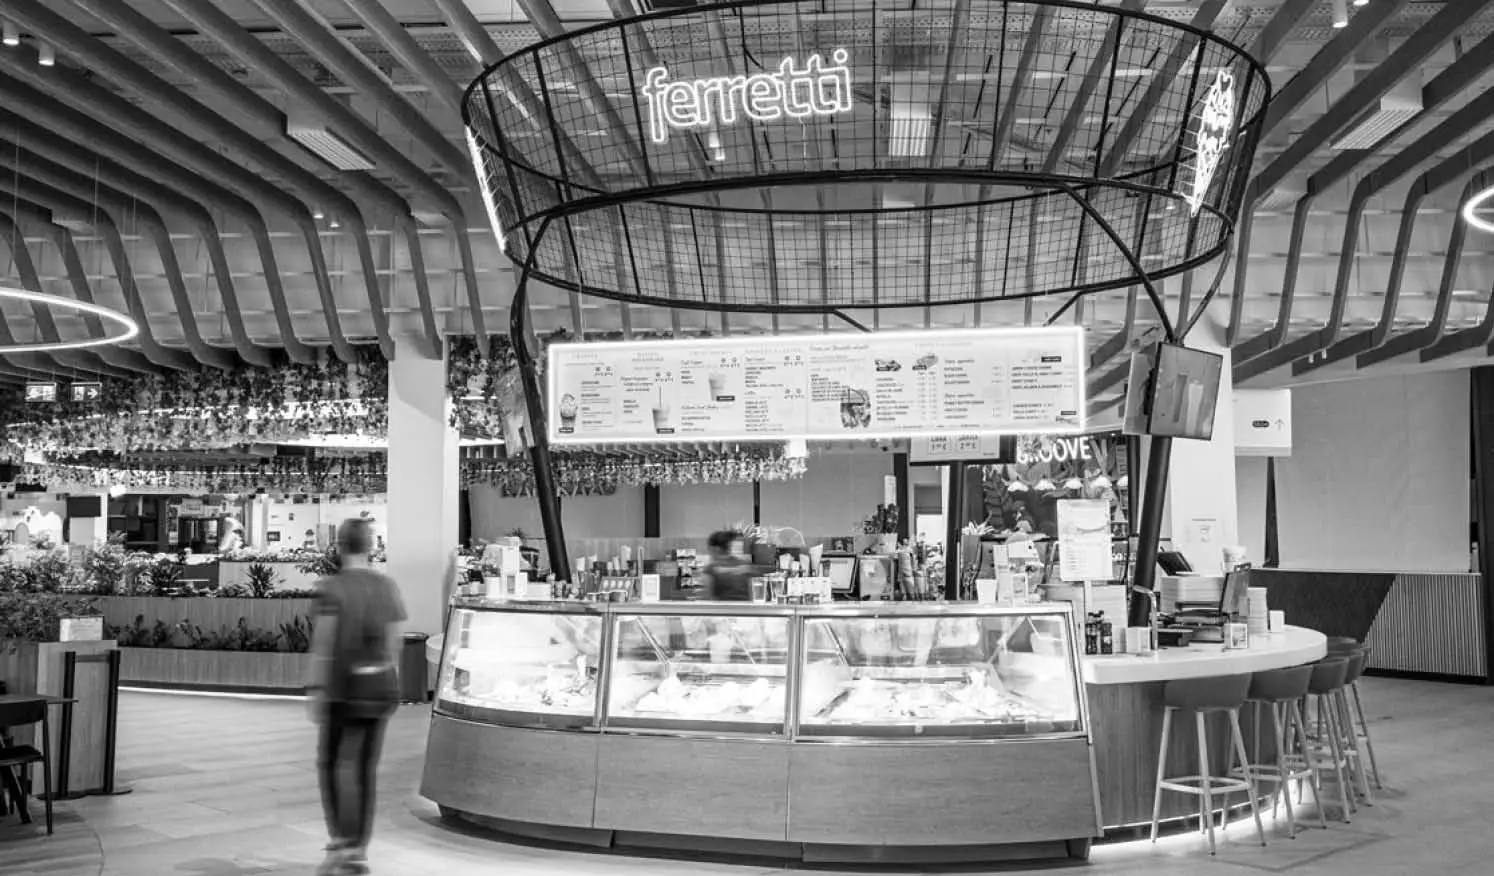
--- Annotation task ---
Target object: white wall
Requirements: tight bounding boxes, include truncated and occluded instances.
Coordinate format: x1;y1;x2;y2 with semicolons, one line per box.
658;483;754;537
468;485;647;543
1234;370;1471;572
760;448;891;542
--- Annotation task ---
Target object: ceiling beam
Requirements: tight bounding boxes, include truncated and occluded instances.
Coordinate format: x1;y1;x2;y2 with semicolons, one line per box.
0;96;316;364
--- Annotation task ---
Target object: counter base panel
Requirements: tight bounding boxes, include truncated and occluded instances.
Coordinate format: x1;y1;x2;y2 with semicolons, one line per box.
420;718;599;829
595;735;789;841
1088;682;1281;828
787;737;1100;846
423;714;1099;864
437;809;1092;865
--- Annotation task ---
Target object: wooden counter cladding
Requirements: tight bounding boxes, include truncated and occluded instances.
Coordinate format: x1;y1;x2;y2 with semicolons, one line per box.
420;714;1102;864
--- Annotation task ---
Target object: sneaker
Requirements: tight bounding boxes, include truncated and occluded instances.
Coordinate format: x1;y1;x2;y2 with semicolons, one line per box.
315;846;351;876
344;846;370;874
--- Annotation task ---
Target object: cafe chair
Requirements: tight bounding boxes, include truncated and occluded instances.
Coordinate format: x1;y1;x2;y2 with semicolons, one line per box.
0;697;54;835
1149;673;1267;855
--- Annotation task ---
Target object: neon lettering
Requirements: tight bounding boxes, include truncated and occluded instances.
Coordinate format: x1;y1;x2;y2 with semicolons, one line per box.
641;49;853;144
1183;70;1235;215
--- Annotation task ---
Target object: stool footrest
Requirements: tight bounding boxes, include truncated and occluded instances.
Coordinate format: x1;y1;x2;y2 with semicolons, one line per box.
1159;776;1252;796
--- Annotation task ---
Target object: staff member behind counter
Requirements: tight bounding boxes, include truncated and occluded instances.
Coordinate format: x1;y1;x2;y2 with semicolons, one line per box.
700;530;758;601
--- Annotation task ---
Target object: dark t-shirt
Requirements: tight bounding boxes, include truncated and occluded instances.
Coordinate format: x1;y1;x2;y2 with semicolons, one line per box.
316;568;407;701
706;557;755;601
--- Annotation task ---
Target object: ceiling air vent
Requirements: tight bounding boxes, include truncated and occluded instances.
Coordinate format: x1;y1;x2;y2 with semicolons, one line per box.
1331;77;1422;150
287;107;375;171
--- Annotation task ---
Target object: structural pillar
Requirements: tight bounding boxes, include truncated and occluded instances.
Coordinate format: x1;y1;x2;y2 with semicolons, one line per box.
386;336;460;636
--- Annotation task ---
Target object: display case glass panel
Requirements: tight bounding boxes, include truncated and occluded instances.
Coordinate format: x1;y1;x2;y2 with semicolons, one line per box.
606;612;791;735
798;609;1082;738
436;606;603;728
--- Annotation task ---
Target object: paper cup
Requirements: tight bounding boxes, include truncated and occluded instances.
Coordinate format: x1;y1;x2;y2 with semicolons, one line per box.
1126;627;1154;656
1269;609;1286;632
975;578;997;603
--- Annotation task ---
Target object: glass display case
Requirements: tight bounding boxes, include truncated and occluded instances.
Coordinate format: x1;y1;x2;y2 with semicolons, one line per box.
433;600;1084;740
608;612;792;734
799;610;1081;738
437;603;604;728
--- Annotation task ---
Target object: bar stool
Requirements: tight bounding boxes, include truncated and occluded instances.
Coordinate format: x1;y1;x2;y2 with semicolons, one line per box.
1303;657;1355;823
1150;673;1267;855
1346;645;1382;789
1323;639;1380;787
1234;664;1324;838
1333;648;1376;804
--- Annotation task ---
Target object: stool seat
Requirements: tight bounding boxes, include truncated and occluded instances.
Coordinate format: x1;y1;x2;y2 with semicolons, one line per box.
1327;636;1359;647
1342;652;1367;686
1164;673;1252;711
1308;659;1348;695
1247;665;1312;702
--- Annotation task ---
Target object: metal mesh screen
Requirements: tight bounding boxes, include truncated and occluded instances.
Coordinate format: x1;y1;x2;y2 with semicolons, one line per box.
465;0;1268;312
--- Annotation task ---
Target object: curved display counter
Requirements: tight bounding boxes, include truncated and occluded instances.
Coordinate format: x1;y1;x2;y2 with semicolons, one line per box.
1082;625;1327;828
420;600;1102;865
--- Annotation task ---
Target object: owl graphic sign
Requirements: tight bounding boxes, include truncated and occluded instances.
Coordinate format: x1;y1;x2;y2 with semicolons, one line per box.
1183;70;1236;216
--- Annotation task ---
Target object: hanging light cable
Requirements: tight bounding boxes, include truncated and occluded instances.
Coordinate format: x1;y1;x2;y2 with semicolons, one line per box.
1331;0;1349;28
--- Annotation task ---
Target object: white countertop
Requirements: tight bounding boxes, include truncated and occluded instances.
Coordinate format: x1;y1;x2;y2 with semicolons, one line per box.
1080;625;1326;686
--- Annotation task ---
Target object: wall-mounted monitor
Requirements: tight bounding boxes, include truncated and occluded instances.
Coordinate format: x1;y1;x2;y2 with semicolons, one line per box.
1123;342;1223;441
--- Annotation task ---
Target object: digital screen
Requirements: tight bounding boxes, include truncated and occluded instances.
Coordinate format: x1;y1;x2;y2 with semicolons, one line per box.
1149;344;1223;440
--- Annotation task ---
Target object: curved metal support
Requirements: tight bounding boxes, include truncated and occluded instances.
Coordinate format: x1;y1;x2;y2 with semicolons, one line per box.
511;216;571;583
832;310;872;334
1056;183;1176;343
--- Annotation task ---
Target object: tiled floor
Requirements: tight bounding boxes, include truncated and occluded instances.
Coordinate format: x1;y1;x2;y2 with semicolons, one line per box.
1;676;1491;875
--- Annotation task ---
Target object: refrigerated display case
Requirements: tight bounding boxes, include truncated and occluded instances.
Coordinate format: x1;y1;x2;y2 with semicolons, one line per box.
422;600;1101;864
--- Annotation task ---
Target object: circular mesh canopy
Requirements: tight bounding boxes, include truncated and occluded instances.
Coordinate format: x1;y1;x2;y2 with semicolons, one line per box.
464;0;1269;313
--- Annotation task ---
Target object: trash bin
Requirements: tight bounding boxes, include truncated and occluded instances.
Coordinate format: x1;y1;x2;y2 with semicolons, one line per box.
399;632;430;703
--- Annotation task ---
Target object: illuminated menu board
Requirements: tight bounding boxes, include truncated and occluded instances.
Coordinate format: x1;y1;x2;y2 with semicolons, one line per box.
547;327;1086;445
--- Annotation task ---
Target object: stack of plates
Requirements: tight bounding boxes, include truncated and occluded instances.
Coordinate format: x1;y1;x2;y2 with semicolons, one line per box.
1248;586;1270;635
1159;575;1225;613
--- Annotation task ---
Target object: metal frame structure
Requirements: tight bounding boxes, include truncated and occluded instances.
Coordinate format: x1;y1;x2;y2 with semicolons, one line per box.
465;0;1269;588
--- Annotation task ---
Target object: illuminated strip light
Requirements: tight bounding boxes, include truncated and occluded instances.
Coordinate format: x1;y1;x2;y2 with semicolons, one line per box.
1461;184;1494;234
641;50;853;145
0;285;138;353
465;128;507;253
1182;70;1236;216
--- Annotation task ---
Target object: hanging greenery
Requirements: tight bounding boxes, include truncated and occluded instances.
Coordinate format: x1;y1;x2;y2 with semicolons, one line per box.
0;349;388;457
25;453;388;495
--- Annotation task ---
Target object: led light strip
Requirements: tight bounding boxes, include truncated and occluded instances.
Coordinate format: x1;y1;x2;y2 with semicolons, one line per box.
0;285;139;353
1462;185;1494;235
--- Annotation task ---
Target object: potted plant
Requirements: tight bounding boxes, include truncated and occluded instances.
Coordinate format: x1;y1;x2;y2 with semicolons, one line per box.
244;563;281;599
0;592;100;695
863;504;900;554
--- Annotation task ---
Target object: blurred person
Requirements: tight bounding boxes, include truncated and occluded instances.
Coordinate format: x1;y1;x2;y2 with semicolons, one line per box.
307;519;407;875
702;529;755;601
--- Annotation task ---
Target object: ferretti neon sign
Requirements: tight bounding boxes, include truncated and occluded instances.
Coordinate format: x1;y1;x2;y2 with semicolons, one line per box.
642;50;853;145
1183;70;1235;215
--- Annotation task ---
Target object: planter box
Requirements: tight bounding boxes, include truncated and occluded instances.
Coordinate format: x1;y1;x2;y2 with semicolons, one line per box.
120;648;311;694
96;596;317;646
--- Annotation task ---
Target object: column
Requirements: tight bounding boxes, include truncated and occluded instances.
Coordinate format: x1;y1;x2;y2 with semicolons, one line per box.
386;336;459;636
1163;315;1239;575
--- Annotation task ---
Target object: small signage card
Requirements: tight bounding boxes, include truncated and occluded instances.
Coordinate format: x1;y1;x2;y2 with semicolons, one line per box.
60;616;104;642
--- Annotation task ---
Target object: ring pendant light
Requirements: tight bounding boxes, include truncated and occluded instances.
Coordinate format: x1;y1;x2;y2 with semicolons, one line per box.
0;285;139;353
1462;185;1494;234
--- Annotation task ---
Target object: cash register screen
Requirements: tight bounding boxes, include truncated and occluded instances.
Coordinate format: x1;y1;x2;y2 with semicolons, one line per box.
1219;567;1252;617
821;555;857;593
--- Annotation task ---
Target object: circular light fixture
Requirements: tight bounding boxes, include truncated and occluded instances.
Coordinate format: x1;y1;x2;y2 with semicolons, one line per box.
1462;184;1494;234
312;207;324;220
37;40;54;66
328;217;341;229
2;21;19;47
0;286;138;353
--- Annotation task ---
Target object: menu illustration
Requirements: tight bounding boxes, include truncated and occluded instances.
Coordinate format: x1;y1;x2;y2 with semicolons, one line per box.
548;327;1085;444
